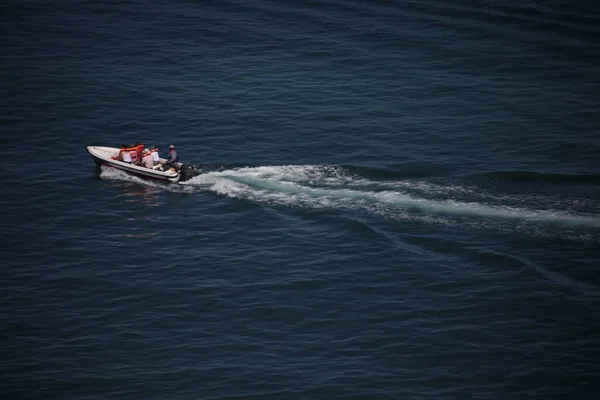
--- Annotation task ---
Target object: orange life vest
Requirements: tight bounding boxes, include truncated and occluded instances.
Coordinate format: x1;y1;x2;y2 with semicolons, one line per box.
135;144;144;160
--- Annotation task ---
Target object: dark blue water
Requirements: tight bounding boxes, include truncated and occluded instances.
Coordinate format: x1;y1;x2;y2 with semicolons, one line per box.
3;0;600;398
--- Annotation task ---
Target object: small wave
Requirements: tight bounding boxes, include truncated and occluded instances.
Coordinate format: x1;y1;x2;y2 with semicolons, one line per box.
339;164;442;180
474;171;600;185
188;164;364;187
189;163;440;183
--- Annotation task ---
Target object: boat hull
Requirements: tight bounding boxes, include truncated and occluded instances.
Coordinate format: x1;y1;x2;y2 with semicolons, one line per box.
87;146;180;183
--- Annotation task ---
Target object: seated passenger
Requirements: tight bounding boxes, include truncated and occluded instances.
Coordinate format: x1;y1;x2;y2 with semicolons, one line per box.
142;148;153;168
121;148;132;164
128;144;139;165
112;144;129;162
149;146;160;166
134;141;144;161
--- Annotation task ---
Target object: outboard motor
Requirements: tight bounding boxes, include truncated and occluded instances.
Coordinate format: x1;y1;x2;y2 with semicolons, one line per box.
179;164;196;182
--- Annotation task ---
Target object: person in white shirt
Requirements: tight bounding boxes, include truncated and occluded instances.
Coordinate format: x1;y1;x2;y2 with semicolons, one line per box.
141;149;154;169
112;144;132;163
149;146;160;167
121;148;132;163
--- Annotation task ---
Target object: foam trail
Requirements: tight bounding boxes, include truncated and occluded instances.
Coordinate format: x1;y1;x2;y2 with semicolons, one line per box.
182;168;600;228
98;164;600;231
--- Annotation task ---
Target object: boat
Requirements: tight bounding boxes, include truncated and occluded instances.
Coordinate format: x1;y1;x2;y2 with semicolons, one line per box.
87;146;190;183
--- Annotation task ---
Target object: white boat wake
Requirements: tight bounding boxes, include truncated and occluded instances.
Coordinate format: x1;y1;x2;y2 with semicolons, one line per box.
100;165;600;239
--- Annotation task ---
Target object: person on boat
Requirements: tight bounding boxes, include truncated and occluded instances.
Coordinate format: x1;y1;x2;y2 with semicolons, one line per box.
163;144;179;170
121;146;132;163
149;146;160;167
112;144;132;163
141;148;154;169
128;144;140;165
134;141;144;162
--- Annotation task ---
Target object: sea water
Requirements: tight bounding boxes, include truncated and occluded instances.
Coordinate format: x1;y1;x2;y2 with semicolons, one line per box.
2;0;600;398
